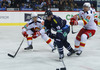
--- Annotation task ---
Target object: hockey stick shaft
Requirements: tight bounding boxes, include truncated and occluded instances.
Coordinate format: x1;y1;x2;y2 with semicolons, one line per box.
61;59;66;68
71;25;77;34
57;47;66;68
14;38;24;56
8;38;24;58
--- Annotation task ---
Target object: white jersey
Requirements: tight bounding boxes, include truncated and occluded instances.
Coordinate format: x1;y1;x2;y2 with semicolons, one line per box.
26;17;44;32
78;9;97;30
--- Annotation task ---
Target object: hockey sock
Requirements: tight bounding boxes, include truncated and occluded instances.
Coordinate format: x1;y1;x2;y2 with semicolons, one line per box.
46;39;54;49
55;38;64;55
79;42;85;51
27;36;32;46
79;34;87;51
41;34;54;49
58;47;64;55
75;39;80;50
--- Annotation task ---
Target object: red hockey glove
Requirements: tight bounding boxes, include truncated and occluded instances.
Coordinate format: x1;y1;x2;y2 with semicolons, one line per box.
70;20;78;25
94;19;98;25
70;17;76;21
32;32;41;39
22;31;28;37
73;15;78;20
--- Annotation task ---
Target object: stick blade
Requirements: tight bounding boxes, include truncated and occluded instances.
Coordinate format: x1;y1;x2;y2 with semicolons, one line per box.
60;67;66;70
8;53;15;58
72;32;77;34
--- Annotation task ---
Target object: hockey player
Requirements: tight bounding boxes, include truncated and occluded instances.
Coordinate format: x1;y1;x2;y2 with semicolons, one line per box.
69;2;97;55
22;12;56;52
44;10;75;59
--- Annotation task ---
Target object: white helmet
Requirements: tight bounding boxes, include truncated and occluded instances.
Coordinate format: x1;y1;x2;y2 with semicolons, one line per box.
31;12;38;18
83;2;91;8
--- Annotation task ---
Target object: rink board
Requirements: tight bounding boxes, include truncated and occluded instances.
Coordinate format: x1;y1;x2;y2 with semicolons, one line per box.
0;11;100;26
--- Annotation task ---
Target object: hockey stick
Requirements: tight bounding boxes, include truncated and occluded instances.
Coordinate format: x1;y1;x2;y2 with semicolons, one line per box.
60;59;66;70
56;59;67;70
56;48;67;70
8;38;24;58
71;25;77;34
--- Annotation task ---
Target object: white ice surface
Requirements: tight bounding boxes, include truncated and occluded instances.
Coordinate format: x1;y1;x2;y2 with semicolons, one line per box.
0;26;100;70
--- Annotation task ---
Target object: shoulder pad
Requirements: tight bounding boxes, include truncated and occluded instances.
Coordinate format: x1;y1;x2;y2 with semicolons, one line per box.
37;21;41;23
37;17;43;23
28;19;34;25
38;16;42;19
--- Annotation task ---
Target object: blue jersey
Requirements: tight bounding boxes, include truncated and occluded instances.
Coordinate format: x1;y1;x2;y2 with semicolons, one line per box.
44;15;67;31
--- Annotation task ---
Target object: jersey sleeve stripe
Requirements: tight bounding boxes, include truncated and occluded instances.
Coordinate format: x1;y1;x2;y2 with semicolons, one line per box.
83;19;88;25
94;16;98;18
24;25;27;29
24;24;29;29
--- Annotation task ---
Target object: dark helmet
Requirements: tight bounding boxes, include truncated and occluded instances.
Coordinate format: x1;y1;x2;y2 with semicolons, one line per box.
44;10;53;20
44;10;53;17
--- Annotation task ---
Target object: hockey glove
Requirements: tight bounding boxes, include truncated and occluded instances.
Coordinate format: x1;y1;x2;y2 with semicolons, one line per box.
94;19;98;25
22;31;28;37
70;20;78;25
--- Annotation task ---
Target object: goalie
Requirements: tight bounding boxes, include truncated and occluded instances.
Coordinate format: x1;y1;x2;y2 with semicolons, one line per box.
69;2;97;55
22;12;56;52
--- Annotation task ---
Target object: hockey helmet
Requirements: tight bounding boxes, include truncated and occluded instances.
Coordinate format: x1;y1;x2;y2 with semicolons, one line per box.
44;10;53;19
31;12;38;18
83;2;91;8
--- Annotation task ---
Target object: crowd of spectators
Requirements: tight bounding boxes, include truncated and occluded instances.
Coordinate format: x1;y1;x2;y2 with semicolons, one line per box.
0;0;96;11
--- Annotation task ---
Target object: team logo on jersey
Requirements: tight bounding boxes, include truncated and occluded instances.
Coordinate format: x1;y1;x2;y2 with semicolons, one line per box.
34;27;40;31
86;16;90;20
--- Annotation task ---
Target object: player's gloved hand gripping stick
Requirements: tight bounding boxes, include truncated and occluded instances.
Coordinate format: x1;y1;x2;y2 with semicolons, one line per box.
70;17;78;34
71;25;77;34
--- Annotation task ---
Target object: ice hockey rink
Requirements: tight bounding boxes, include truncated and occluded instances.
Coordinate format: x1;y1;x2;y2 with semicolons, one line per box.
0;26;100;70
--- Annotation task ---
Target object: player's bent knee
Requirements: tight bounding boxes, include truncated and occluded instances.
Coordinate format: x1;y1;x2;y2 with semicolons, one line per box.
81;34;88;41
40;29;45;35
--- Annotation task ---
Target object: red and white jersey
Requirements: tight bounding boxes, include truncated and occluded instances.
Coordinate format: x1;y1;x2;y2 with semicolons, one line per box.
25;17;44;32
78;9;97;30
